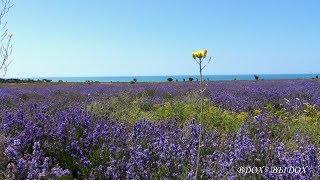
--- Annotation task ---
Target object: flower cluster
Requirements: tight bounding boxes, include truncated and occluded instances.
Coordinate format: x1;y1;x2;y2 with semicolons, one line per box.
1;80;320;179
1;105;319;179
2;79;320;112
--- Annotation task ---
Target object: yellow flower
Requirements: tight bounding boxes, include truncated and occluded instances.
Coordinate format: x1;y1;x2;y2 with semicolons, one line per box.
192;49;208;59
192;53;196;59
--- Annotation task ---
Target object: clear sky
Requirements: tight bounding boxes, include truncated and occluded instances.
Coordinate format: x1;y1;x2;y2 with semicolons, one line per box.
4;0;320;78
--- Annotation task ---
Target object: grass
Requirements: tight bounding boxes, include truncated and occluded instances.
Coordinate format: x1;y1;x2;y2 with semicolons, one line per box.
87;91;249;133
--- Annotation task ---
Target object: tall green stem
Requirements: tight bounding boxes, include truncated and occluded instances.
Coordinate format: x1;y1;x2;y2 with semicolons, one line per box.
195;58;204;180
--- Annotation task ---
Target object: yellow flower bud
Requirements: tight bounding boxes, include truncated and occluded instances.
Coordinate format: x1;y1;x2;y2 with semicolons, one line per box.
192;49;208;59
192;53;196;59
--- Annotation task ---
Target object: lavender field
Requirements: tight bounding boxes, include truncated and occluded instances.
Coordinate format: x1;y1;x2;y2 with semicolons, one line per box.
1;79;320;179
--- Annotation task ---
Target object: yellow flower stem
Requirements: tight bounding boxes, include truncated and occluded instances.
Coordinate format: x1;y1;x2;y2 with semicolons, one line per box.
195;57;204;180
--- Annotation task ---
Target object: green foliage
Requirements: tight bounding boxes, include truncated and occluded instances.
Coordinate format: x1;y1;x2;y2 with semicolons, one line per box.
284;106;320;145
143;89;156;97
263;103;320;148
264;103;288;119
0;98;15;110
162;92;173;100
57;175;74;180
87;92;153;124
86;90;320;141
59;152;78;177
87;92;248;133
0;134;7;180
152;100;247;133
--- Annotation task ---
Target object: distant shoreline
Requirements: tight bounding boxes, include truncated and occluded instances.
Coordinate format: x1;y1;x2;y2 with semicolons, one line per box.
0;76;319;85
11;74;319;83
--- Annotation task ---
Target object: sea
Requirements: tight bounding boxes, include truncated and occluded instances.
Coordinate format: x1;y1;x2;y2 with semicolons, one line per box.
43;74;319;83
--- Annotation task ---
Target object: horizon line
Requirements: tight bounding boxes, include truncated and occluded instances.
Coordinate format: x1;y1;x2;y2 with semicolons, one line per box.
5;73;320;79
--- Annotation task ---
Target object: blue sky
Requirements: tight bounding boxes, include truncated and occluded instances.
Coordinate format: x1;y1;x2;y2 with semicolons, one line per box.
5;0;320;77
